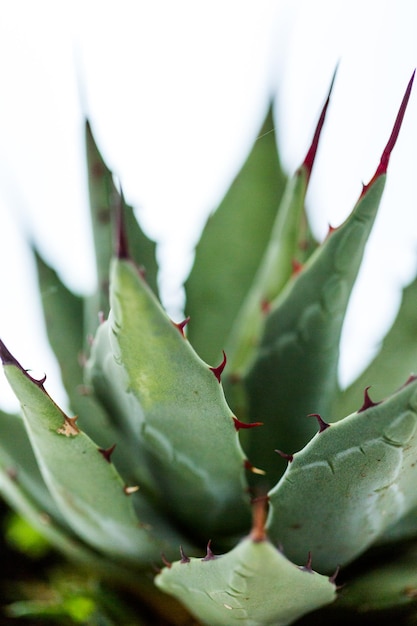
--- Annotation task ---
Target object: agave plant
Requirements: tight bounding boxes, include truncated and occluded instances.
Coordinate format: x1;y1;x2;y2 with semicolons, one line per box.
0;69;416;625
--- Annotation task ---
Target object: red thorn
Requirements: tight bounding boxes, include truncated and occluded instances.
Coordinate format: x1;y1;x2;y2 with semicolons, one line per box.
325;224;338;240
0;340;49;390
161;554;172;569
233;417;263;431
98;444;116;463
260;299;271;315
329;565;340;585
308;413;330;433
275;449;294;463
361;70;415;198
244;459;266;475
301;551;313;573
358;386;381;413
401;374;417;389
291;259;303;276
302;66;338;180
116;187;129;259
173;316;190;337
202;540;216;561
250;496;268;542
179;545;190;563
209;351;227;383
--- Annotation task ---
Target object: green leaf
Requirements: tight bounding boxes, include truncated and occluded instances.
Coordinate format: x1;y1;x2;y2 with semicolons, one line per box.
0;340;182;564
185;106;287;365
95;258;251;541
224;168;309;378
0;409;68;527
334;275;417;418
224;73;336;380
85;120;159;336
242;177;386;483
337;543;417;612
267;377;417;573
34;249;134;466
155;535;336;626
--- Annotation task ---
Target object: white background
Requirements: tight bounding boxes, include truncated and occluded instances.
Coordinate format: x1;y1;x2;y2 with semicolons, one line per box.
0;1;416;411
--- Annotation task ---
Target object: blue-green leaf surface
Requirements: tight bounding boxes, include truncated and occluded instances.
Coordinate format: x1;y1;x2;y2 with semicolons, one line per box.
89;258;251;542
267;377;417;572
155;536;336;626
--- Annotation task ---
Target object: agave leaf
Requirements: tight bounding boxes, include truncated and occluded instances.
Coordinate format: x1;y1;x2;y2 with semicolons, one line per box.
336;543;417;612
242;176;386;481
334;275;417;418
0;409;68;527
267;377;417;573
0;340;185;564
185;106;287;365
34;249;84;402
34;249;132;461
85;120;159;336
225;72;335;380
155;535;336;626
240;74;414;483
377;505;417;545
93;256;251;541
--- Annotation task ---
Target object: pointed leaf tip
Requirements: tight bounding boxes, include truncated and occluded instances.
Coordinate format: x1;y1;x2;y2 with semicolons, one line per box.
0;339;47;390
362;70;415;196
302;65;338;179
116;188;130;259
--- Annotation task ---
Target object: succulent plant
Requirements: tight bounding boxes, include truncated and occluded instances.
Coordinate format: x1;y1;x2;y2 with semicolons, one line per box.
0;69;417;625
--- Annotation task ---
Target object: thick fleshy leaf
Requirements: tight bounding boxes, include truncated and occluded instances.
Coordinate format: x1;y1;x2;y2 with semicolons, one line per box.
85;120;158;336
225;72;335;380
185;106;287;365
242;177;386;482
155;535;337;626
337;543;417;613
334;275;417;418
239;72;414;483
34;249;135;472
0;409;68;527
267;377;417;573
89;257;251;541
0;340;184;564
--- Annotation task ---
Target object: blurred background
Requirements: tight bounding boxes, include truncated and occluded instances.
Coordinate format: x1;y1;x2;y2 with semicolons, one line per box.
0;0;416;411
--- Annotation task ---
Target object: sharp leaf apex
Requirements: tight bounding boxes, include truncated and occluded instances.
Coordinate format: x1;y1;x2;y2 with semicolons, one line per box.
302;65;338;179
361;70;414;196
116;186;130;260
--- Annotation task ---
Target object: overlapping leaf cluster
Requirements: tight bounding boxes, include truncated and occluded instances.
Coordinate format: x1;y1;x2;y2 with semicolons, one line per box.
0;72;417;625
